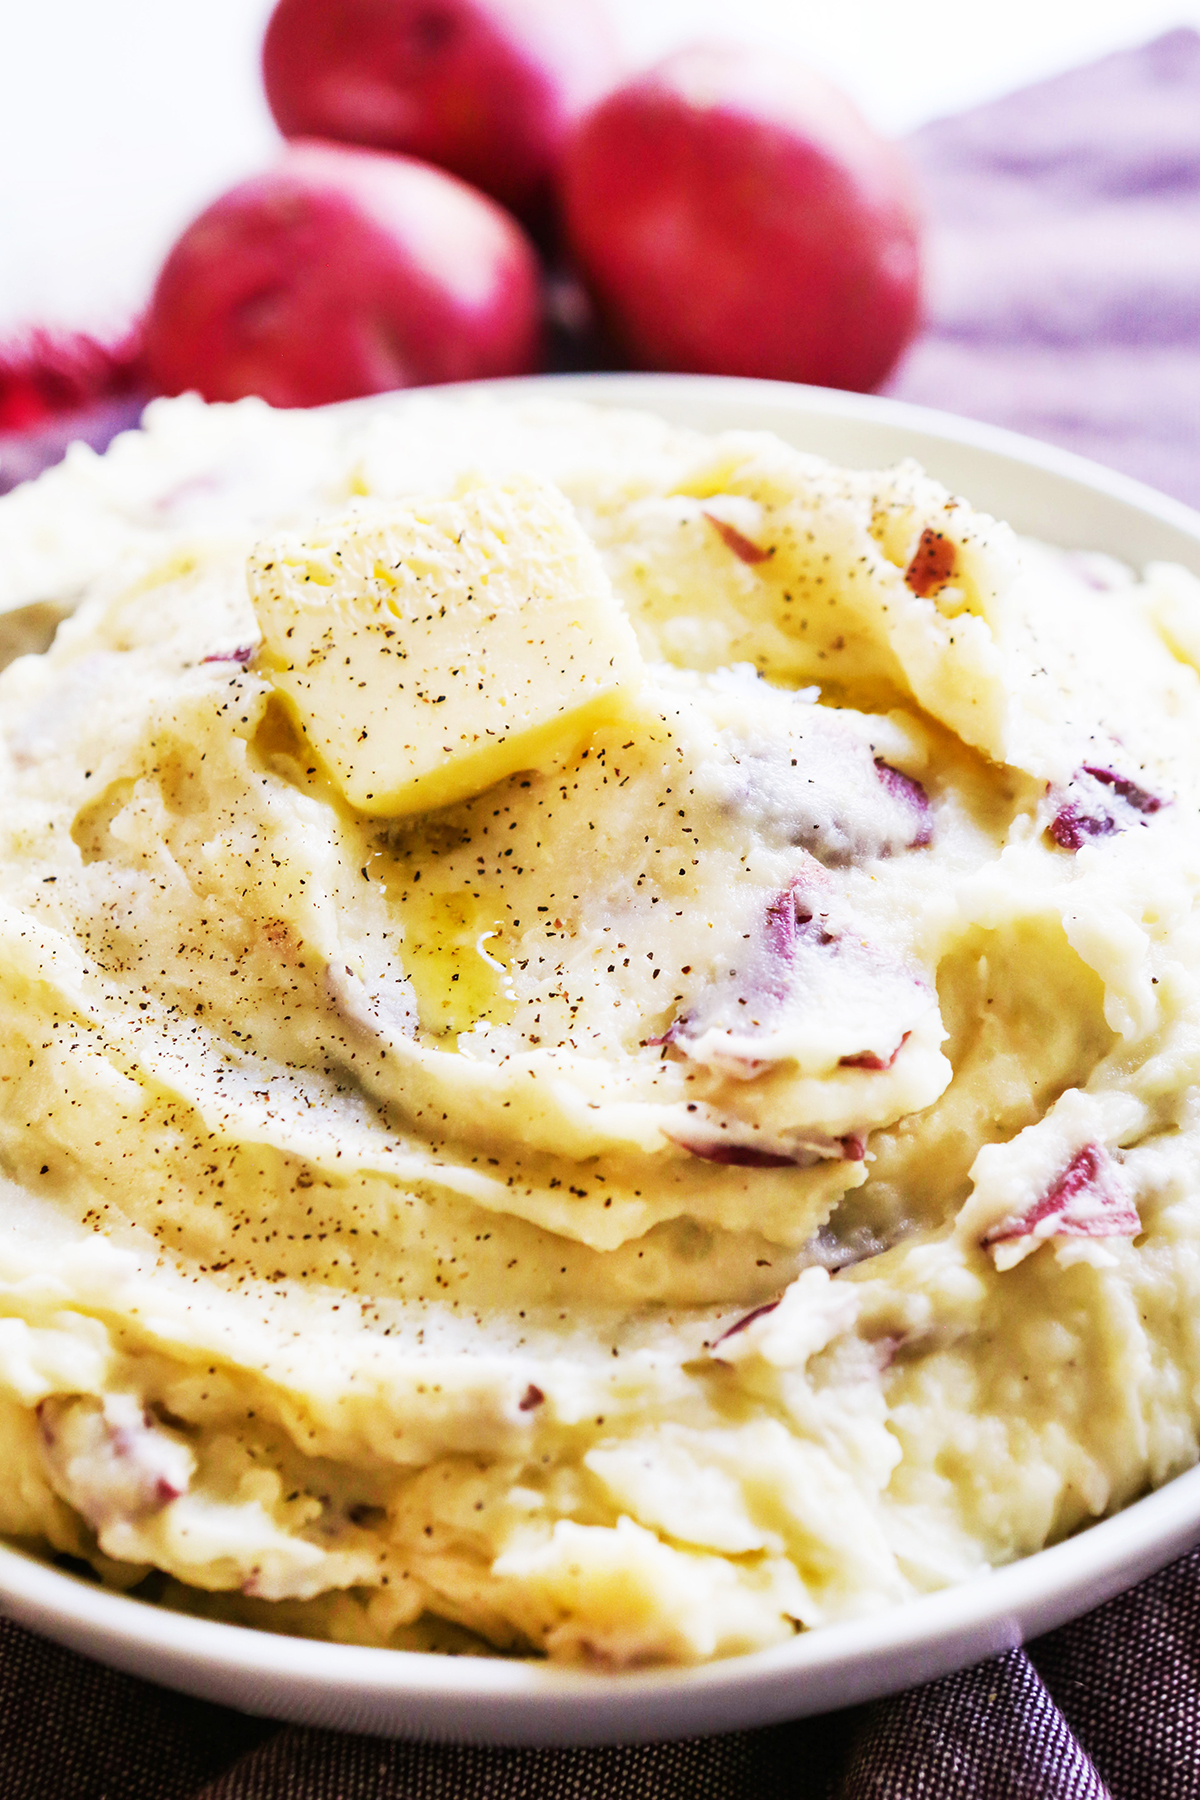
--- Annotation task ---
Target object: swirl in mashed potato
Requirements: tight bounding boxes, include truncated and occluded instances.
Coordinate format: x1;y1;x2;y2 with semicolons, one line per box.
0;392;1198;1665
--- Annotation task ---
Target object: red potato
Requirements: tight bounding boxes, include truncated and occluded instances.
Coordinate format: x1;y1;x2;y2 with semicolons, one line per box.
142;140;544;408
262;0;621;228
561;43;923;392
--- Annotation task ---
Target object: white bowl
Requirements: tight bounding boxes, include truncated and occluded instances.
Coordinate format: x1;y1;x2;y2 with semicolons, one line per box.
6;371;1200;1746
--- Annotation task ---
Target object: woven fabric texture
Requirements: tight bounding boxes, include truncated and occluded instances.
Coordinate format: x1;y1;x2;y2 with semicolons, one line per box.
5;27;1200;1800
889;26;1200;507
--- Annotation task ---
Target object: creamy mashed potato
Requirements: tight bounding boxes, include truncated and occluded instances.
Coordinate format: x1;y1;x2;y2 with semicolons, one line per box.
0;391;1199;1665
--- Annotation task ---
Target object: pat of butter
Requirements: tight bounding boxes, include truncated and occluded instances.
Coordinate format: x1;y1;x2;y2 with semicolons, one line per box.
248;475;645;815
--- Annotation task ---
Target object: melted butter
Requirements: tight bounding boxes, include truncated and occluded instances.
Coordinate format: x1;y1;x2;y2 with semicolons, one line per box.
395;887;517;1038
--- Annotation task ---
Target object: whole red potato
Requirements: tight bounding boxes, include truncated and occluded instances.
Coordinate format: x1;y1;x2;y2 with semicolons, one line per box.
561;44;923;392
262;0;621;228
142;141;543;407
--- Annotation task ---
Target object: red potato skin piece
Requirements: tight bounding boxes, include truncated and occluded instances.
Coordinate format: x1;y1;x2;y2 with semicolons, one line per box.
652;881;830;1055
142;141;543;408
677;1131;865;1169
678;1141;803;1170
710;1297;782;1350
839;1031;910;1071
703;511;772;564
1048;766;1166;851
35;1400;185;1517
904;527;956;597
770;883;837;955
262;0;621;226
561;42;922;391
873;759;933;848
1081;765;1164;814
658;891;909;1150
1046;803;1119;852
201;645;255;666
764;882;803;965
983;1142;1140;1246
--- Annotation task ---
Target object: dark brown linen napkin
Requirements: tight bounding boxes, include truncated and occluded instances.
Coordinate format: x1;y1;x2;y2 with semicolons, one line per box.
6;1546;1197;1799
5;27;1200;1800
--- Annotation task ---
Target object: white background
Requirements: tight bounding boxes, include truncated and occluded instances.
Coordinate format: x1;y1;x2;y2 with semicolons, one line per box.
4;0;1200;336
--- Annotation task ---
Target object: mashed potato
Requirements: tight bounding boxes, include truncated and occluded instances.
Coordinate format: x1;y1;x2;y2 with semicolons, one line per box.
0;390;1199;1665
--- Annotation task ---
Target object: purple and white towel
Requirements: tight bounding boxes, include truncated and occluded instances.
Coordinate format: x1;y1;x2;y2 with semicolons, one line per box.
4;31;1200;1798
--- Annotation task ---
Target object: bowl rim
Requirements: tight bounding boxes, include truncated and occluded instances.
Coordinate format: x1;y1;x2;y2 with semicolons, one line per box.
6;370;1200;1746
421;368;1200;546
4;1457;1200;1744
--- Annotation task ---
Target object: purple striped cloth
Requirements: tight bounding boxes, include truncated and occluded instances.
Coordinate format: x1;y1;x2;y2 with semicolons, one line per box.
4;29;1200;1799
889;26;1200;508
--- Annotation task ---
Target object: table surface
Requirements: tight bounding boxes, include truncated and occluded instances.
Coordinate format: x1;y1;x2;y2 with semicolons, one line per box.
4;0;1200;340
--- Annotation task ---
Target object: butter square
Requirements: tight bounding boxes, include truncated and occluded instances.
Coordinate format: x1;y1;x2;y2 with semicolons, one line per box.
249;475;644;815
